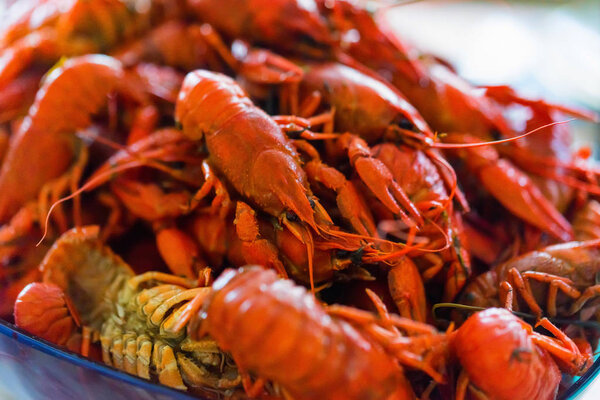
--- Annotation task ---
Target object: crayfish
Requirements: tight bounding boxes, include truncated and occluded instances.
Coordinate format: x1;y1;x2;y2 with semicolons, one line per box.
2;1;600;399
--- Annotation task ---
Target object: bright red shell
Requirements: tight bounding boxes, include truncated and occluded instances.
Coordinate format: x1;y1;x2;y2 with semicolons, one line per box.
452;308;560;400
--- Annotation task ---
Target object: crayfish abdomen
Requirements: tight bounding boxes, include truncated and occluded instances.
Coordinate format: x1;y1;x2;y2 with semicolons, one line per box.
200;267;415;400
100;271;241;392
101;309;241;391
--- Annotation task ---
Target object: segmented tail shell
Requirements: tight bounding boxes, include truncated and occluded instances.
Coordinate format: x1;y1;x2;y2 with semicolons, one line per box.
40;225;134;329
203;266;413;400
14;282;77;347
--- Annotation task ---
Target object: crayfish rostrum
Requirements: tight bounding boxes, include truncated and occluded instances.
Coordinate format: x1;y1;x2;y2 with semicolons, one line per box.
2;1;600;399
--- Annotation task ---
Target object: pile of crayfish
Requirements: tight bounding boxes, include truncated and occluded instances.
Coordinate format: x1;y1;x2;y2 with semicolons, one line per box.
2;0;600;399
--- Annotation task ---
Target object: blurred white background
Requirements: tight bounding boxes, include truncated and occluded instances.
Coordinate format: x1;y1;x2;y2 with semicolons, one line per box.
383;0;600;157
384;0;600;109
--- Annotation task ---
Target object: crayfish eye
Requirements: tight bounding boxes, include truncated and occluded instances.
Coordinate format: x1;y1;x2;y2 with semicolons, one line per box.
286;126;307;138
336;250;351;259
463;292;475;302
2;254;22;267
308;197;316;209
169;161;186;170
396;117;416;132
335;247;364;264
286;211;299;222
490;128;502;140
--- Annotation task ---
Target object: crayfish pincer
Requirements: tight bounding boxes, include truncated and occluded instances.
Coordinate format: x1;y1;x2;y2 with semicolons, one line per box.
175;69;373;288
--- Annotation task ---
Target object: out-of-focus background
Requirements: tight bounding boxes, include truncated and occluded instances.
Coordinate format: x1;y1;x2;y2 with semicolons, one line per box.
382;0;600;154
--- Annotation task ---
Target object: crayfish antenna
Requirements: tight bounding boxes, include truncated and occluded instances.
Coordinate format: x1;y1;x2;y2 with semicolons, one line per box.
425;148;470;212
306;228;315;293
308;195;448;262
80;129;193;183
38;162;141;246
38;130;199;246
432;119;575;149
368;217;451;263
316;222;428;259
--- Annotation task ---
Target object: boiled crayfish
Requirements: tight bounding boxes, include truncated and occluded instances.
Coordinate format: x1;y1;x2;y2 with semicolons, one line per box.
2;1;599;399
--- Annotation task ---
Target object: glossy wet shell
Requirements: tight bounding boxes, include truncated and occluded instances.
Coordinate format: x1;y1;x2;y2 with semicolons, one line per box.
204;266;414;400
462;240;600;311
14;282;76;346
176;70;314;221
301;63;429;143
0;55;130;221
40;225;134;329
188;0;333;54
452;308;560;400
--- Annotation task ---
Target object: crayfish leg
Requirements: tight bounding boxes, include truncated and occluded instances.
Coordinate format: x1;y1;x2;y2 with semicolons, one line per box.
153;340;186;390
155;225;206;279
340;134;423;228
281;217;315;292
455;369;469;400
532;318;592;375
304;159;378;238
234;201;288;278
570;284;600;315
387;258;427;323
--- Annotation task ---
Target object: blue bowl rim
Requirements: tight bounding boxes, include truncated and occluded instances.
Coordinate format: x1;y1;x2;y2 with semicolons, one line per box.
562;349;600;399
1;318;599;399
0;318;199;399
